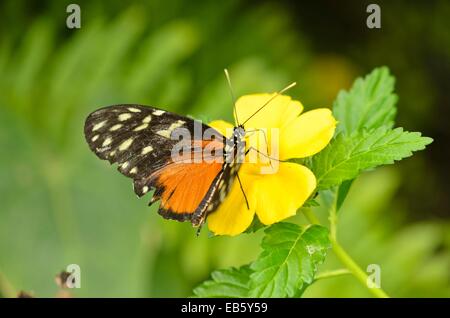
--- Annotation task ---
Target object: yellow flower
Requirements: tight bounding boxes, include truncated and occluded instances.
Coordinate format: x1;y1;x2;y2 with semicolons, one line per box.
207;93;336;236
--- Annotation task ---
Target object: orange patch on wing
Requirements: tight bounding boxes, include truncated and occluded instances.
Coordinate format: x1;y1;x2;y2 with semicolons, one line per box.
154;161;223;214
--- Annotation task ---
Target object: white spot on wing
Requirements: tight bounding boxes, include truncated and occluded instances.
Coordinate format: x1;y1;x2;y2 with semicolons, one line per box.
142;186;149;194
121;161;129;169
142;115;152;123
119;138;133;151
134;123;149;131
157;130;171;138
110;150;116;157
173;120;186;128
91;135;99;142
102;137;112;147
128;107;141;113
142;146;153;155
156;120;185;138
118;113;132;121
92;120;107;131
152;110;165;116
130;167;138;174
109;124;122;131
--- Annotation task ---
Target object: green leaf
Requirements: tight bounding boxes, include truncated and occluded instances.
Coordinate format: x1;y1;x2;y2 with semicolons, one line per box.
333;67;398;134
311;128;433;190
193;266;251;298
336;179;354;212
249;223;330;297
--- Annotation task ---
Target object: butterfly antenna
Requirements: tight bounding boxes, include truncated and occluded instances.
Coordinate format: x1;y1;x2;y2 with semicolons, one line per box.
241;82;297;127
224;69;240;126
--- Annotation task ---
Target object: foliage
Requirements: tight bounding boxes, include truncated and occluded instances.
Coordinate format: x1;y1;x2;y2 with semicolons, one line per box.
311;127;431;190
311;68;431;190
333;67;397;134
193;67;433;298
195;224;329;298
193;266;252;298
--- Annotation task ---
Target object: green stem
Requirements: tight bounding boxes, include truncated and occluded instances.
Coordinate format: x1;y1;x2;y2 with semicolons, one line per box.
331;239;389;298
315;268;351;280
302;208;320;225
328;195;338;241
304;191;390;297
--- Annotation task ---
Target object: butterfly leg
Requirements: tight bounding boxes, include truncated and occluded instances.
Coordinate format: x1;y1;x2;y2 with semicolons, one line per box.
245;146;282;163
244;128;274;168
236;172;250;210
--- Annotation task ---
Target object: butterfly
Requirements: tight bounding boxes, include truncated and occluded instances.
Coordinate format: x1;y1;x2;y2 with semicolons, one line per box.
84;70;295;231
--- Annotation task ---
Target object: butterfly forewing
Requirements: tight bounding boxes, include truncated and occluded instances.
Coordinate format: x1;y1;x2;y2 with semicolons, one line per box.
86;105;205;177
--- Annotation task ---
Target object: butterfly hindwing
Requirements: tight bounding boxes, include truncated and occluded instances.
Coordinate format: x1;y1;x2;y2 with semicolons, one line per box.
144;160;224;224
151;159;241;226
201;146;244;215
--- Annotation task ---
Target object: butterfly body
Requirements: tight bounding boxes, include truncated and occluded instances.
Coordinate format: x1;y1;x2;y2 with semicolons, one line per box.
192;125;246;226
84;104;245;228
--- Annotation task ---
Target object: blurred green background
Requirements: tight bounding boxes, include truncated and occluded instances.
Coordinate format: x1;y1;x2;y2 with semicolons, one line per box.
0;0;449;297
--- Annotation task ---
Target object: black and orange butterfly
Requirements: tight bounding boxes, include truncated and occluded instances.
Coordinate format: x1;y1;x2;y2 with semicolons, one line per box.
84;71;294;231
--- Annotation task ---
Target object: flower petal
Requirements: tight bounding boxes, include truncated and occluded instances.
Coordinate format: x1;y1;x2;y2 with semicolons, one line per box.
207;172;257;236
209;120;234;138
254;163;316;225
235;94;303;129
279;108;336;159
